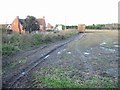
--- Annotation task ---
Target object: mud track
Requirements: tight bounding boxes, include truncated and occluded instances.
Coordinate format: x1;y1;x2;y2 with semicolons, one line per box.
3;33;85;88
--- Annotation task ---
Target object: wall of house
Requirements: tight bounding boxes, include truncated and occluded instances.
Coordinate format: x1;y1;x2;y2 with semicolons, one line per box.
19;23;25;33
11;16;20;32
40;25;43;32
11;16;24;33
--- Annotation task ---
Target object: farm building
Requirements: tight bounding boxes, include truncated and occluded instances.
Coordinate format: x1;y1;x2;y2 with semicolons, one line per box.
7;16;46;33
78;24;86;33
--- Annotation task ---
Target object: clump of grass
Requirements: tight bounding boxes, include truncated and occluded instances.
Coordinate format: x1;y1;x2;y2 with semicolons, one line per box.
80;76;116;88
33;67;81;88
33;67;117;88
42;77;80;88
31;34;43;46
2;44;20;56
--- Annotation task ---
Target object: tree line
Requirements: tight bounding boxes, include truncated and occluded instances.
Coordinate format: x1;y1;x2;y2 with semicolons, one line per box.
62;24;105;30
61;25;78;30
85;24;105;29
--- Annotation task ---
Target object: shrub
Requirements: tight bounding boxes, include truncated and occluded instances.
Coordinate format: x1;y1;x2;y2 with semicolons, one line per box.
31;34;43;45
2;44;19;56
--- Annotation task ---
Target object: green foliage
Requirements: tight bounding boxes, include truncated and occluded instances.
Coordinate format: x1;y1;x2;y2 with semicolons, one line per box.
33;67;116;88
43;77;80;88
2;44;19;56
81;76;116;88
33;68;81;88
10;57;27;69
24;15;40;33
86;24;105;29
62;25;65;30
59;25;78;30
66;25;78;29
31;34;43;45
9;33;21;44
2;30;78;56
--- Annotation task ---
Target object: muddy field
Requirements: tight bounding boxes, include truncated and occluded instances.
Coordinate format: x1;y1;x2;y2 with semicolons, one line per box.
2;30;119;88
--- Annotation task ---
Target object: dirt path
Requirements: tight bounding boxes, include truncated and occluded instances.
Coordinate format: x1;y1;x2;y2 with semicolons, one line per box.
2;32;84;88
2;30;119;88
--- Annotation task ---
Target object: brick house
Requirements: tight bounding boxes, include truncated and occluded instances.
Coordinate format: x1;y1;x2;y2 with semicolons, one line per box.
37;16;46;32
10;16;46;33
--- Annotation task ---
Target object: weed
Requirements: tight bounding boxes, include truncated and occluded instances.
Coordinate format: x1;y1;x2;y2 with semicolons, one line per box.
33;67;81;88
81;76;116;88
2;44;20;56
33;67;117;88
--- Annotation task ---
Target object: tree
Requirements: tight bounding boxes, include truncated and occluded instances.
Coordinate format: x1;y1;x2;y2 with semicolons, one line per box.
23;15;40;33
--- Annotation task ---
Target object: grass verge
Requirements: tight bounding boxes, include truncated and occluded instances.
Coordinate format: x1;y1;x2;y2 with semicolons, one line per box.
2;30;78;56
32;67;117;88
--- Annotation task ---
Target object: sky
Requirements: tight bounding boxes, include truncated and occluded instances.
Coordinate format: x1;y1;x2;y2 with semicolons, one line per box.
0;0;119;26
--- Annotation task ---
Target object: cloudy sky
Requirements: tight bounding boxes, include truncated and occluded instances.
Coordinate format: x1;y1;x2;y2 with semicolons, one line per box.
0;0;119;26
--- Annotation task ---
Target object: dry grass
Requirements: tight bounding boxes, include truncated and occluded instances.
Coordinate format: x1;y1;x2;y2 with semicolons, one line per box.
70;30;118;50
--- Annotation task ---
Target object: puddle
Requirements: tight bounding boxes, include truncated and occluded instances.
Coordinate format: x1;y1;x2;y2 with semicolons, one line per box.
114;45;119;48
100;47;116;52
63;49;66;51
67;52;71;54
44;55;50;59
113;42;118;44
84;52;90;55
57;49;66;55
90;48;93;50
57;52;61;54
100;42;106;46
108;49;116;52
19;61;22;63
22;72;25;75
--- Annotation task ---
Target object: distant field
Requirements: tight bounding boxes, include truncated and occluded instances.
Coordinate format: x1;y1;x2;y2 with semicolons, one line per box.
76;29;118;50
